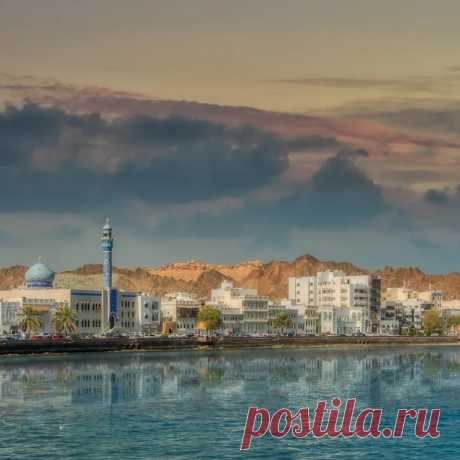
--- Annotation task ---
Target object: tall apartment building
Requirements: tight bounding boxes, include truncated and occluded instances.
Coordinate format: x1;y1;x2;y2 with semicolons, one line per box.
288;271;381;335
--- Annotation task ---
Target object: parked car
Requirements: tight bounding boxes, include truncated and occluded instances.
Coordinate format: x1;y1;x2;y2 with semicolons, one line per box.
2;334;22;341
51;334;71;341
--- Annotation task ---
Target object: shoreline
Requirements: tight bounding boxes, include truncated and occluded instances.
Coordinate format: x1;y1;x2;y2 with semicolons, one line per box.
0;335;459;356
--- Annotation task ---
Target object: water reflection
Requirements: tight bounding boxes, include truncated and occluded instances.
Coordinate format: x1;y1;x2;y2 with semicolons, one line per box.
1;347;459;459
0;346;459;409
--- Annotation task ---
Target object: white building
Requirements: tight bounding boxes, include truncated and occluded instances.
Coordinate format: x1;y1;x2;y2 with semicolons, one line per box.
381;287;443;334
277;298;318;335
384;287;442;309
161;292;200;333
316;305;370;335
137;294;161;334
380;319;401;336
210;281;270;335
0;266;147;336
0;300;20;335
210;281;310;335
289;271;380;335
439;299;460;320
0;221;161;337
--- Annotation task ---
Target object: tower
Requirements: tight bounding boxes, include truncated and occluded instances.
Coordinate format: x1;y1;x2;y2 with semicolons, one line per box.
101;218;114;289
101;218;117;328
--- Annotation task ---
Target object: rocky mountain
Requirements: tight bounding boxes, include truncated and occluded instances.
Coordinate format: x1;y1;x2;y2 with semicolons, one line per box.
1;254;460;300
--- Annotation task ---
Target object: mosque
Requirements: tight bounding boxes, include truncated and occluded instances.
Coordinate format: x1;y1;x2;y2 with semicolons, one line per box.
0;220;161;336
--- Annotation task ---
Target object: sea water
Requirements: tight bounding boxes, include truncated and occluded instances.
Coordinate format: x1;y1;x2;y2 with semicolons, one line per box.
0;346;458;459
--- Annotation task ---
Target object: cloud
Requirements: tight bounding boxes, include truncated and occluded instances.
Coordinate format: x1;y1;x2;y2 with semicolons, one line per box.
0;102;342;213
270;76;441;93
285;149;387;228
423;186;460;209
373;107;460;136
2;77;460;271
424;188;450;205
153;148;389;240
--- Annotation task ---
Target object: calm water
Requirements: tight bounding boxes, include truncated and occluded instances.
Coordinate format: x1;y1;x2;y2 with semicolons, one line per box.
0;346;459;459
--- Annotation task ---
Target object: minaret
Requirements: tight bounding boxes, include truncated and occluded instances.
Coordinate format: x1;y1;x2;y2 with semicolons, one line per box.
101;218;114;290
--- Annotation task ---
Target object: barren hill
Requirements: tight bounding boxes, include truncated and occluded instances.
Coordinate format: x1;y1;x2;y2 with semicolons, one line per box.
2;254;460;300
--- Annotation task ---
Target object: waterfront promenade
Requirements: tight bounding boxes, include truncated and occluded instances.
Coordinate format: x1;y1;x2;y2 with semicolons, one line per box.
0;335;459;355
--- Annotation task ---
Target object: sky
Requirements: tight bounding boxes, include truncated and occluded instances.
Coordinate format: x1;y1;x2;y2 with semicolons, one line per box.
1;0;460;272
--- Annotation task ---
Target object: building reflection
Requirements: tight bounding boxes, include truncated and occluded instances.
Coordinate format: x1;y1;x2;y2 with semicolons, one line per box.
0;347;459;407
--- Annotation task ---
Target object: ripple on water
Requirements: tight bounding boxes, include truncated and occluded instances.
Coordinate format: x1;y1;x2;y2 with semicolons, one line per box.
0;346;457;459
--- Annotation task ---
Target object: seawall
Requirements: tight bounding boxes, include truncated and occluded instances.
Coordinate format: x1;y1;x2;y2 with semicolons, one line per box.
0;335;459;355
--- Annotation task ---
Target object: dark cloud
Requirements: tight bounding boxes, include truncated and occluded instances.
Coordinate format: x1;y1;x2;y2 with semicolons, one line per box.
153;149;388;239
0;103;340;213
424;188;450;205
423;186;460;208
285;149;386;227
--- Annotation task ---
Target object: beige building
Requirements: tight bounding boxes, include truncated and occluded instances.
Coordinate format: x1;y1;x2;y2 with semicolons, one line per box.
160;292;200;333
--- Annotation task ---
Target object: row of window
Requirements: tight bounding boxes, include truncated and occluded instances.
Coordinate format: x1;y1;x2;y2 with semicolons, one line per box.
120;310;135;319
121;300;135;308
144;302;160;310
223;315;243;321
76;302;101;312
79;319;101;328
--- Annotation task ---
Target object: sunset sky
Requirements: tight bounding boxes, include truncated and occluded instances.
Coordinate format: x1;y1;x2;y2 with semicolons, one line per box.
1;0;460;272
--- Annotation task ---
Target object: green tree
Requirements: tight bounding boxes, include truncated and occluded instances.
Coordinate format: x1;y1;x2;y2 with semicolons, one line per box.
422;309;444;336
53;306;78;335
17;305;43;336
272;311;290;335
447;315;460;328
197;306;221;334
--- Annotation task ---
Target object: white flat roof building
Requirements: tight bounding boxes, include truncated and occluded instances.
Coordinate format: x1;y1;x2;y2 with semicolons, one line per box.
289;271;381;334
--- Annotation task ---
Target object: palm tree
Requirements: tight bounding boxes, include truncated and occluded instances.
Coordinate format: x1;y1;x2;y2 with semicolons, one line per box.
18;305;43;336
53;306;78;335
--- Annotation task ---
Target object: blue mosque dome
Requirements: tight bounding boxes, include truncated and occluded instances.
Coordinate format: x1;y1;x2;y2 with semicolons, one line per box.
25;259;55;288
